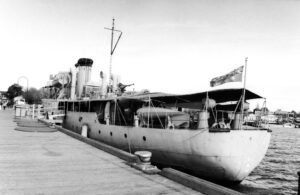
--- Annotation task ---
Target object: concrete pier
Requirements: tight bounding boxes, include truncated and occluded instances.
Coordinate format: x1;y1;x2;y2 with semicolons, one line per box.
0;110;200;194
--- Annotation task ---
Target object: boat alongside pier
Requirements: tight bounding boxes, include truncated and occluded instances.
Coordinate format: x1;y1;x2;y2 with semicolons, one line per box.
52;57;270;183
37;19;271;189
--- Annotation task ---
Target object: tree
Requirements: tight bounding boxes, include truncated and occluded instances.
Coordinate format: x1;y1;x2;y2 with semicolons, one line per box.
24;87;42;104
6;84;24;104
39;87;51;99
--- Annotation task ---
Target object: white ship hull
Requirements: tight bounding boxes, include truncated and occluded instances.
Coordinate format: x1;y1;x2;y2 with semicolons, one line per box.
63;111;271;182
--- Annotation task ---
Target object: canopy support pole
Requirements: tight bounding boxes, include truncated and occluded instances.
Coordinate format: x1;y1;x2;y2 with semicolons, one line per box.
241;57;248;128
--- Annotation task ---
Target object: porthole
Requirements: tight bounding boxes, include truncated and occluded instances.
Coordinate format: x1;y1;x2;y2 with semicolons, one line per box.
98;130;101;134
124;133;127;138
143;136;146;141
110;132;113;136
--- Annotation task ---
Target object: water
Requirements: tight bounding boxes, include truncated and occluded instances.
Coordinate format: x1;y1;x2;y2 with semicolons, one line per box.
232;126;300;194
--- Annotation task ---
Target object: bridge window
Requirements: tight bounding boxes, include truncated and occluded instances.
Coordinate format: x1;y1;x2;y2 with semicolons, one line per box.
80;101;89;112
74;102;79;112
67;102;74;111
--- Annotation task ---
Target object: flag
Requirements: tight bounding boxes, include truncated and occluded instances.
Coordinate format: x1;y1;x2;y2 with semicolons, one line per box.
210;66;244;87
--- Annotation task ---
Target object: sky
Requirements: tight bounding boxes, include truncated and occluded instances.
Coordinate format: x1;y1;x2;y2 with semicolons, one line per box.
0;0;299;111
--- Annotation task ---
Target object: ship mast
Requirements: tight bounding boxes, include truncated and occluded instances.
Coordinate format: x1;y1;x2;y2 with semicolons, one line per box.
105;18;123;92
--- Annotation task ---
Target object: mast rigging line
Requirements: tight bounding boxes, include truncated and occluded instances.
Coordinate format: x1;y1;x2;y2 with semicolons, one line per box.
104;20;123;55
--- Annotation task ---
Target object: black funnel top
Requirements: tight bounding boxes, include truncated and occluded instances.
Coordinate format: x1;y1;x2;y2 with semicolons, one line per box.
75;58;93;67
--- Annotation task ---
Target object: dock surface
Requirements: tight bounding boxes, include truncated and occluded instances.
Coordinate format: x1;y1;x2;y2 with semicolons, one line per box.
0;110;201;194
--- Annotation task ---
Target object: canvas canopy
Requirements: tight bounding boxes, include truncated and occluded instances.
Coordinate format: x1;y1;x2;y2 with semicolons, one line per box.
143;88;262;105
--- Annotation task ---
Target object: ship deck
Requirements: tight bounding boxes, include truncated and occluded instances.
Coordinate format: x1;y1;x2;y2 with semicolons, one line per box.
0;109;201;194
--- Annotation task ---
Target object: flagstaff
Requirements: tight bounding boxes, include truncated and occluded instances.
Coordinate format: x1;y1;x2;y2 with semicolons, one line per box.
209;59;247;129
241;57;248;127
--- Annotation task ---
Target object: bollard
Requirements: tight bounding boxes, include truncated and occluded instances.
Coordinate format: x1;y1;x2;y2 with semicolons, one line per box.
134;151;152;164
298;171;300;195
132;151;160;174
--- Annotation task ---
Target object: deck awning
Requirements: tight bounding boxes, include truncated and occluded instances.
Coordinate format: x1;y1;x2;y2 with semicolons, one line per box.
148;88;262;104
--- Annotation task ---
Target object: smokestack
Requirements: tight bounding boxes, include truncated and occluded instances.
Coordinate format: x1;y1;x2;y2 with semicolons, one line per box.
75;58;93;98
